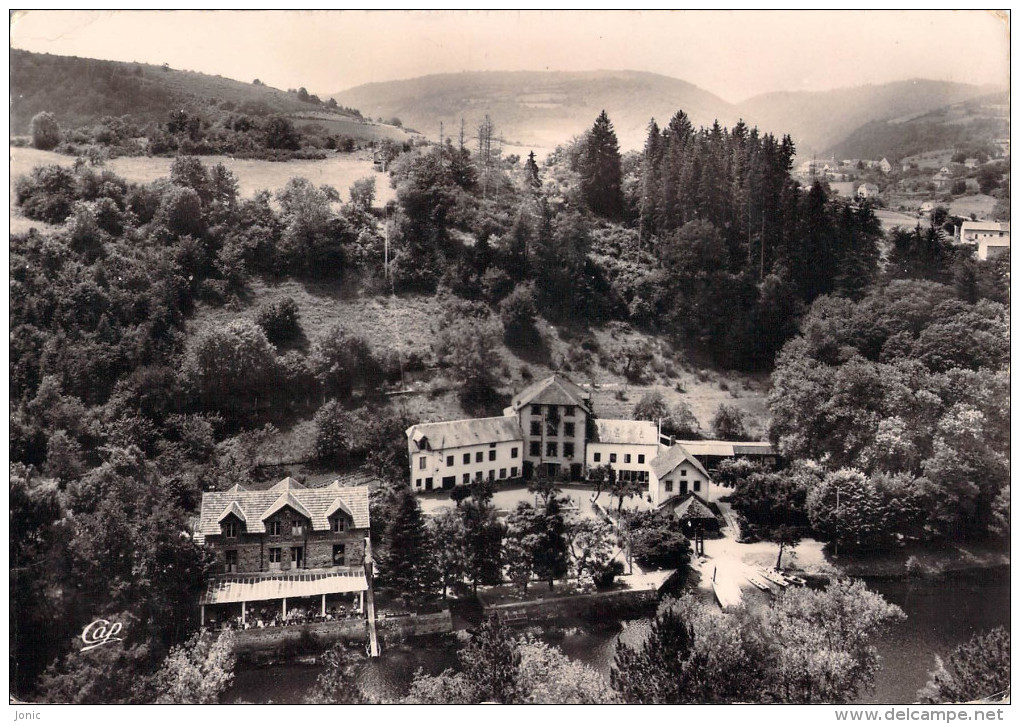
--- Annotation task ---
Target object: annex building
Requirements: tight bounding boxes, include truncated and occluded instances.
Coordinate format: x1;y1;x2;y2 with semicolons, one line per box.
406;374;777;507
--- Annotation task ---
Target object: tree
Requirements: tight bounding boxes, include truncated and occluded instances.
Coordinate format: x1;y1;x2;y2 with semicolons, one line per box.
499;282;540;348
588;463;616;504
532;494;570;589
460;496;503;592
152;630;236;703
380;486;439;607
458;617;521;703
430;508;467;599
348;177;376;209
578;110;623;218
661;401;701;439
30;111;61;150
628;512;692;570
918;627;1010;703
184;319;278;417
566;517;616;588
771;524;801;570
516;637;617;703
264;115;300;150
433;314;503;414
611;602;695;703
633;390;669;424
313;400;355;464
524;150;541;192
305;643;368;704
309;325;383;400
254;297;302;348
503;503;542;594
711;403;749;440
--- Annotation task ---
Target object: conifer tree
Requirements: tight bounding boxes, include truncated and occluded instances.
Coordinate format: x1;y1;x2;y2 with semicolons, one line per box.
578;110;623;219
381;486;439;607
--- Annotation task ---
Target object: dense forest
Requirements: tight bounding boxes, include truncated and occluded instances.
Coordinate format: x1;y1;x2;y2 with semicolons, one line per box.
9;100;1010;702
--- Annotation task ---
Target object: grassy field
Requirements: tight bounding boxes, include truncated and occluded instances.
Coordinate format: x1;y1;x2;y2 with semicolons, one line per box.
948;193;998;220
9;146;396;204
291;115;413;143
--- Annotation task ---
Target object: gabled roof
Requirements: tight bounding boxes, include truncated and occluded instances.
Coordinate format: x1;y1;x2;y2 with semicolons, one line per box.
405;416;522;453
668;439;775;458
261;491;312;522
217;500;247;524
661;491;717;521
650;443;711;480
592;419;659;446
960;220;1009;232
510;374;590;411
195;478;371;544
269;476;306;492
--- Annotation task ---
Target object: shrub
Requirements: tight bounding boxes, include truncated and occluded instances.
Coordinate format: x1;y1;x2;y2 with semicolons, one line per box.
313;400;356;464
499;282;539;347
254;297;302;348
711;403;748;441
30;111;61;150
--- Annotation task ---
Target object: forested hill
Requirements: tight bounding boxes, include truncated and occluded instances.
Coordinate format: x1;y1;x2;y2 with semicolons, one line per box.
10;49;363;133
330;70;738;151
829;91;1009;162
738;79;1003;158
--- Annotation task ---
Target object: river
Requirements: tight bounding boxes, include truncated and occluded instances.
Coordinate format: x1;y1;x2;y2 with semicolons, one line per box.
225;567;1010;704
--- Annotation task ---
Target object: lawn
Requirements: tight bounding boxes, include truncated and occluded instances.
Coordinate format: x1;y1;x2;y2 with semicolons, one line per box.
948;193;998;220
9;145;396;204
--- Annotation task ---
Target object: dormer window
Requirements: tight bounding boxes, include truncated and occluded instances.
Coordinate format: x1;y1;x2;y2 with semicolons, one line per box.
331;516;347;533
224;521;239;539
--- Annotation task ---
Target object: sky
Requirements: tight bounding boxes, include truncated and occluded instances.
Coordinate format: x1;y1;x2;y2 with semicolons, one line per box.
9;10;1010;103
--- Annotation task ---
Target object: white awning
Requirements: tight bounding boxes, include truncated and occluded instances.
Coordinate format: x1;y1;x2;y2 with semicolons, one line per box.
200;569;367;605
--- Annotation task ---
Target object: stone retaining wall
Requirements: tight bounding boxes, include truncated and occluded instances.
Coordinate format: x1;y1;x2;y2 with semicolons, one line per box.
484;586;658;625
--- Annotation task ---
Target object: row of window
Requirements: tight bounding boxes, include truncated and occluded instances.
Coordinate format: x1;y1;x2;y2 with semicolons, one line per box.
592;452;646;465
223;544;353;573
418;447;520;470
528;441;575;458
664;479;701;493
415;466;520;488
531;405;576;417
529;421;577;437
222;517;346;539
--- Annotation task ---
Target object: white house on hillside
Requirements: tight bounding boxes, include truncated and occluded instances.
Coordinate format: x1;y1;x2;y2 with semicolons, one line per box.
585;419;659;484
648;444;713;507
959;221;1010;260
407;417;523;492
857;183;880;199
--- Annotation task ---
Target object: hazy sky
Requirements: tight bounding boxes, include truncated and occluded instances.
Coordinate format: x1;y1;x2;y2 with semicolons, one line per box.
10;10;1010;102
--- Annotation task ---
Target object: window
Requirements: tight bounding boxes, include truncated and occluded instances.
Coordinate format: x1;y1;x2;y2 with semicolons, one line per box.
489;449;496;461
475;471;483;482
594;452;601;463
564;422;575;437
638;454;645;464
625;454;632;464
268;548;282;570
499;468;507;479
463;473;470;485
489;470;495;481
464;453;471;464
530;421;542;436
475;451;483;463
511;447;519;458
332;544;346;566
564;407;574;417
425;477;433;489
224;521;238;538
225;550;238;573
415;478;422;488
546;422;557;437
563;442;575;458
530;441;541;456
546;442;558;457
331;516;346;533
610;453;617;463
419;457;426;470
532;405;542;416
447;455;454;467
694;480;701;492
511;467;518;478
665;481;673;493
269;521;282;537
291;546;303;568
292;521;304;536
490;442;497;448
680;469;687;477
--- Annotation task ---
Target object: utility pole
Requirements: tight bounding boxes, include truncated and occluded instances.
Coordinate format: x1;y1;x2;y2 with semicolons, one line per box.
439;120;443;146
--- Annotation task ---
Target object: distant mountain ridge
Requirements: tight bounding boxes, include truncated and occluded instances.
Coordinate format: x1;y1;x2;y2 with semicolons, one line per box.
333;71;1004;156
331;70;739;151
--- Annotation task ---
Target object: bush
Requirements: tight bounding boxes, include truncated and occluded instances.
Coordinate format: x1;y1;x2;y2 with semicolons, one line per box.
30;111;61;150
254;297;302;348
499;282;539;347
711;403;748;441
313;400;356;464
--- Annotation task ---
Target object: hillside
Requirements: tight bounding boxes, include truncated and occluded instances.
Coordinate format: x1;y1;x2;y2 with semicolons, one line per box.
737;79;1003;158
331;70;738;152
10;49;364;133
829;91;1009;161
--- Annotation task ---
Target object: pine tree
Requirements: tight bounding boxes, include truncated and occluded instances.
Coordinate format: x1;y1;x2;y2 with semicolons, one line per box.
524;150;541;192
533;495;570;589
578;110;623;219
611;604;695;703
380;486;439;607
